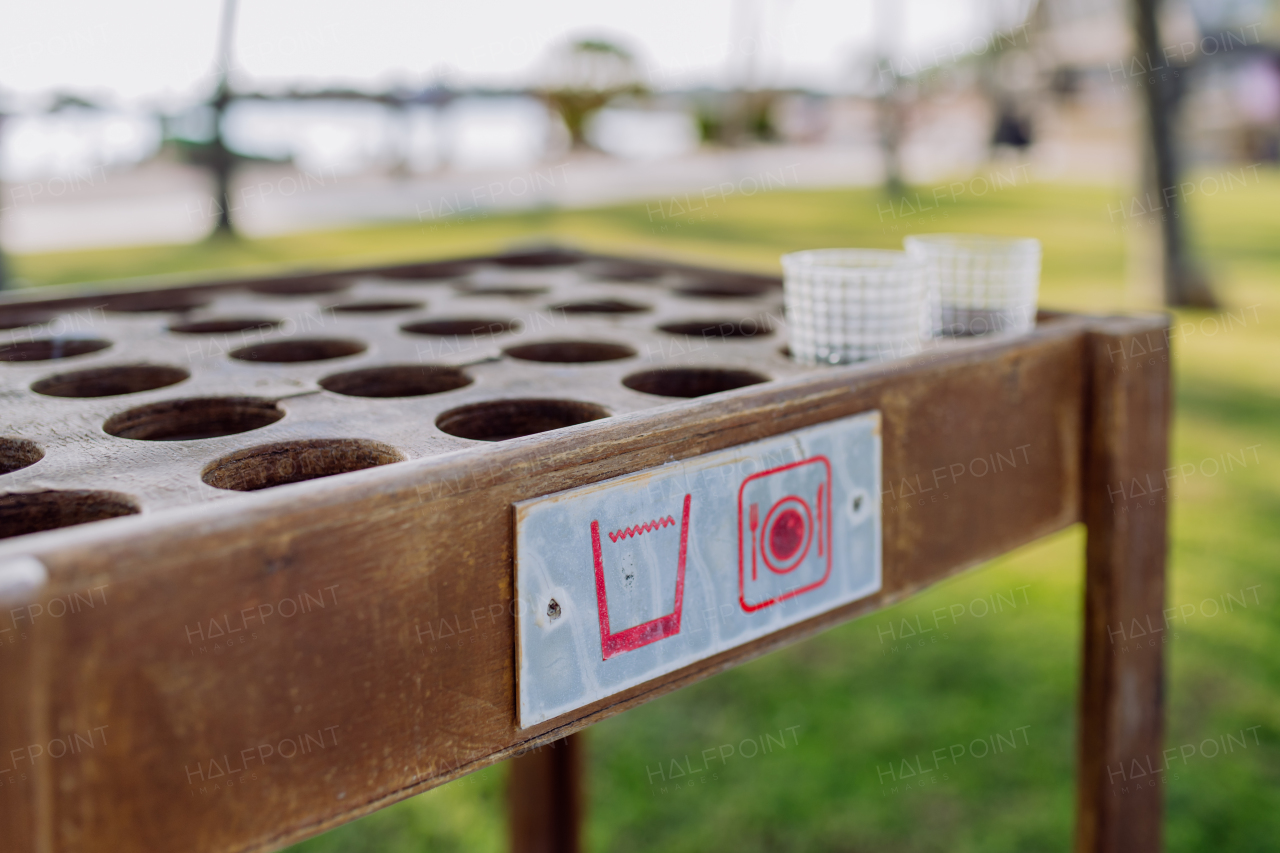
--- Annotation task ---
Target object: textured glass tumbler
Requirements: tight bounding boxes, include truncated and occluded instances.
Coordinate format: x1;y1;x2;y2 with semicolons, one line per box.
904;234;1041;338
781;249;927;365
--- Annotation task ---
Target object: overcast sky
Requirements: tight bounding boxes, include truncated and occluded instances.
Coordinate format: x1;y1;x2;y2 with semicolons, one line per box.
1;0;997;106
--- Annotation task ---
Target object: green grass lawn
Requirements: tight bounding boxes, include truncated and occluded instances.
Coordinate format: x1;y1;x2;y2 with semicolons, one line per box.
11;174;1278;851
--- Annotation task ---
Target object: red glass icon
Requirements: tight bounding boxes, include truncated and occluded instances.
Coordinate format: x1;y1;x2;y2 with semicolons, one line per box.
590;493;691;660
738;457;832;612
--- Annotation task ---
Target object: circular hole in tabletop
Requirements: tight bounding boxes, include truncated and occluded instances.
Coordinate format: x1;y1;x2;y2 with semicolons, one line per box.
103;397;284;441
622;367;768;398
0;490;139;540
375;262;474;280
319;365;472;398
436;398;610;441
0;339;111;362
247;277;352;296
229;338;366;363
0;312;53;331
491;249;583;267
674;283;772;299
329;300;424;314
550;299;650;315
104;292;210;313
202;438;405;491
589;261;664;281
456;286;549;298
169;317;282;334
0;438;44;475
674;273;773;300
31;364;189;398
402;318;521;337
504;340;635;364
658;318;774;339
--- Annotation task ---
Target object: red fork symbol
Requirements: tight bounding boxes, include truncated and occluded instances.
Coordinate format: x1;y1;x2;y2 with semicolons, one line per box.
749;503;759;581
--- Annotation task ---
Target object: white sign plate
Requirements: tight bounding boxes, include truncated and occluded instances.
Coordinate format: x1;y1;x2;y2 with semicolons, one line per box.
514;411;882;727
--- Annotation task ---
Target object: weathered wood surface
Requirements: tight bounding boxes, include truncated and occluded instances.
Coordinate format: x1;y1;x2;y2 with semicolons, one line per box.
0;248;770;320
0;251;795;518
1076;319;1171;853
0;253;1168;853
0;323;1092;851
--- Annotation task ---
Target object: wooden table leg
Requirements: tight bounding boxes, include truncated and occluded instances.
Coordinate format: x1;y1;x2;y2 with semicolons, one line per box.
1077;320;1171;852
509;733;584;853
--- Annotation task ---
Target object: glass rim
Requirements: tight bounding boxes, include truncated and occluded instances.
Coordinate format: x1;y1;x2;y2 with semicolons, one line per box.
781;249;922;274
903;233;1041;252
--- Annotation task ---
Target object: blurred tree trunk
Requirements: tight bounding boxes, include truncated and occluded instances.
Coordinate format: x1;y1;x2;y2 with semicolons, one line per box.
1132;0;1217;307
877;80;906;197
209;0;238;237
875;0;905;198
210;87;236;236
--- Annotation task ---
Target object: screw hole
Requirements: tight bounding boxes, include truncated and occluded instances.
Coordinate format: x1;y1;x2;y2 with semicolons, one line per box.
852;495;863;512
547;599;562;621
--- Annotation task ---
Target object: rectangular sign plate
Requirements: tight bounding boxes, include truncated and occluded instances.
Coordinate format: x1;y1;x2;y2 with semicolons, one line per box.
514;411;882;727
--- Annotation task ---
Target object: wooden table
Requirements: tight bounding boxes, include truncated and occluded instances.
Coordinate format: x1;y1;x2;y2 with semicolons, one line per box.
0;249;1169;852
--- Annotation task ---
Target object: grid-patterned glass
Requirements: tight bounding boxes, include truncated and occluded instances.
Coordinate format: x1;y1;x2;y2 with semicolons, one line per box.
781;249;927;365
904;234;1041;338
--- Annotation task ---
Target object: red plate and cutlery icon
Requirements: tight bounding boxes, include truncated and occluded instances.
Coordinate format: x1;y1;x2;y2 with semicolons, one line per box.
738;456;833;612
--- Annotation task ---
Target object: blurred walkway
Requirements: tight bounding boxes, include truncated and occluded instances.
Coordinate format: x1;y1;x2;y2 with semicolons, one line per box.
0;145;882;254
0;134;1134;255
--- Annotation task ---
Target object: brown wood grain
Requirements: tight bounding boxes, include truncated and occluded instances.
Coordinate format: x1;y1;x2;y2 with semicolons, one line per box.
1076;318;1171;853
0;593;41;853
0;313;1099;853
